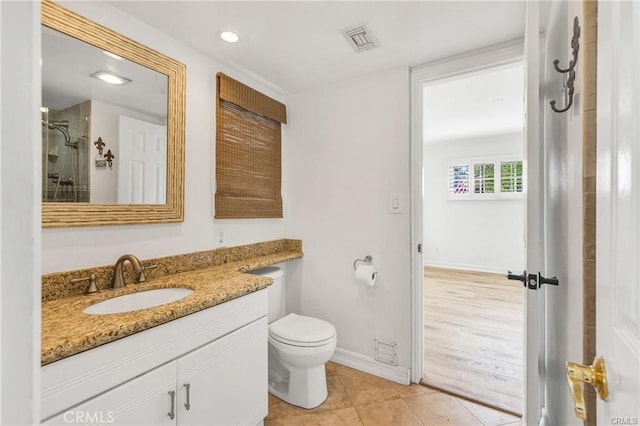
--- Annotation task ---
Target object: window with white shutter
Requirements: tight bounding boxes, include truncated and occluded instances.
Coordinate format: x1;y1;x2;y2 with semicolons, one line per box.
448;165;469;195
473;163;495;194
500;160;524;193
447;156;524;200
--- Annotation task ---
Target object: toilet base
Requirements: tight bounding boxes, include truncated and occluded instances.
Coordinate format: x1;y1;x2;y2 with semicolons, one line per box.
269;364;328;409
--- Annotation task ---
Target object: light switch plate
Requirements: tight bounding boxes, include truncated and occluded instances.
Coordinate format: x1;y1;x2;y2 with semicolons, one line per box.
388;193;403;214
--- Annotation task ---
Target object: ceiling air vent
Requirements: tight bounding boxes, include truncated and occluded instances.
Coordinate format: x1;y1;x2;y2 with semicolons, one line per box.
341;23;380;53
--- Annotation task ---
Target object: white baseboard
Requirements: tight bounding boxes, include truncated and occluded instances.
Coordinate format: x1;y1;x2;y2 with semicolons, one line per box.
423;260;521;275
330;348;410;385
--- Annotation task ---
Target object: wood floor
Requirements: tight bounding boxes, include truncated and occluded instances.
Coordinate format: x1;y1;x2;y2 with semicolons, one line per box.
423;267;524;415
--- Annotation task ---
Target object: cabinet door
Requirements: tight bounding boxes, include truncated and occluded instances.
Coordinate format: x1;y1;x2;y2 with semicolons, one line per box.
43;362;176;426
177;317;268;426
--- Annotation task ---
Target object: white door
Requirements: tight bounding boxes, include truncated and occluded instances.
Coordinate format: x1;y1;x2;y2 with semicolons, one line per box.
42;362;176;425
523;2;545;425
118;115;167;204
596;1;640;423
176;318;268;426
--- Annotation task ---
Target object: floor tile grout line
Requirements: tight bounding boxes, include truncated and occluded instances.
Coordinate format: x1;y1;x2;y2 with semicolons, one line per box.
334;373;357;409
337;366;424;425
402;396;426;425
420;379;522;418
453;395;488;426
351;405;366;426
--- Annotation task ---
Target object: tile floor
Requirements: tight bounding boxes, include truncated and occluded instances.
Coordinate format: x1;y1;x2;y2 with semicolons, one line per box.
265;362;522;426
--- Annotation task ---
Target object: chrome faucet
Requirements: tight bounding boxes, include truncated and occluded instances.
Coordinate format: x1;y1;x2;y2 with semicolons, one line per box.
113;254;147;289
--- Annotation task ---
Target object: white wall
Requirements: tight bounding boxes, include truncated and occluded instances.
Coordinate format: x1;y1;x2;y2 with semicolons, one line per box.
542;1;584;424
0;1;41;423
43;1;289;273
90;100;164;203
285;67;412;371
423;133;525;273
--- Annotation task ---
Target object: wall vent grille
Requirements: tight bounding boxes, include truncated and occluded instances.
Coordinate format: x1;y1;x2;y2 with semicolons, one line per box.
374;338;398;366
341;23;380;53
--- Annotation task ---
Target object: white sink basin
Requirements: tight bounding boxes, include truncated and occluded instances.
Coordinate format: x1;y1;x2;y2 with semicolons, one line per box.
83;288;193;315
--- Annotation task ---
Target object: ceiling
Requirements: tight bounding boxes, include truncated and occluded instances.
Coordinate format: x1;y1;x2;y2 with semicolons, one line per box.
108;1;527;95
42;26;168;118
422;63;524;144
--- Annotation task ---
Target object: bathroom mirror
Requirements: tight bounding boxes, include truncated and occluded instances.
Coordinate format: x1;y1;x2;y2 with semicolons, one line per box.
41;0;185;227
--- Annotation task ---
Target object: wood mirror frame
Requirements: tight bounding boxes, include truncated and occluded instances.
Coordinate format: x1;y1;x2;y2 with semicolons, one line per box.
41;0;185;227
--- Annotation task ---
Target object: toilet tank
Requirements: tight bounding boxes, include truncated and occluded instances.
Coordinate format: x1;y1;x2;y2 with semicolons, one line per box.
249;266;285;323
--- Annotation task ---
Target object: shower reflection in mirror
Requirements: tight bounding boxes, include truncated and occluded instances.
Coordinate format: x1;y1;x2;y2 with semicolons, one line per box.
41;106;89;202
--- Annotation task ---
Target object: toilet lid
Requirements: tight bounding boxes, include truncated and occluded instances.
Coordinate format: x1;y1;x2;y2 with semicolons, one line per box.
269;313;336;346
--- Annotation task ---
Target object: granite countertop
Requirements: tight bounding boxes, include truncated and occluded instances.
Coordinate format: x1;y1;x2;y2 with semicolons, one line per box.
42;249;302;366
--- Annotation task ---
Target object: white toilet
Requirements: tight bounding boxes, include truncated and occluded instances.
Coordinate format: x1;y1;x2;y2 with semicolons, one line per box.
251;266;337;409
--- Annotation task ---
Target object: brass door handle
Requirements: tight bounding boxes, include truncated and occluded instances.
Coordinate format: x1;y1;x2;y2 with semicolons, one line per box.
566;356;609;419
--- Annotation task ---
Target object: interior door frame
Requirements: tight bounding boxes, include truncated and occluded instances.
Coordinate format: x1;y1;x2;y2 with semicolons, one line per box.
409;40;525;385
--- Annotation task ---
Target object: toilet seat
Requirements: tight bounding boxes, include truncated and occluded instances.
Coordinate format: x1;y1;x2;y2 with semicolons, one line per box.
269;313;336;347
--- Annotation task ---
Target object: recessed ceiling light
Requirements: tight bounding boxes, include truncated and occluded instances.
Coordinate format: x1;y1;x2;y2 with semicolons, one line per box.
90;71;132;86
103;50;124;61
491;98;505;104
447;129;456;134
220;31;240;43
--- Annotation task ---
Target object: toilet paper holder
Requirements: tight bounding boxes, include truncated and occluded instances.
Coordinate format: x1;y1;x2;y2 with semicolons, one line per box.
353;255;373;270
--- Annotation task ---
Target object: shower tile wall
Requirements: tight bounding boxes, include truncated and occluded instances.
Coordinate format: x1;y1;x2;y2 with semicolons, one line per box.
43;101;91;202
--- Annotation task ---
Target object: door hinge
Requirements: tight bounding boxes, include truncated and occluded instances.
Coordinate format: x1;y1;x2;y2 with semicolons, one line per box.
418;243;422;253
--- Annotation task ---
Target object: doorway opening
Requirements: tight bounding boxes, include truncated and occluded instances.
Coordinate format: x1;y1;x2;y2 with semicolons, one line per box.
414;56;526;416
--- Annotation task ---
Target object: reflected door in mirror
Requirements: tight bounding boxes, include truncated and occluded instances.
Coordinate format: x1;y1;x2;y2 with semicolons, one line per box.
118;116;166;204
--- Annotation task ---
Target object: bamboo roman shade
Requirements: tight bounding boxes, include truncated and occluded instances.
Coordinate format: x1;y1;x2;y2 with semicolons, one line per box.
215;73;287;218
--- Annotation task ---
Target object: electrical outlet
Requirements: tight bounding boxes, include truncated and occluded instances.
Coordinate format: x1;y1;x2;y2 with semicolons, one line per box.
217;231;225;244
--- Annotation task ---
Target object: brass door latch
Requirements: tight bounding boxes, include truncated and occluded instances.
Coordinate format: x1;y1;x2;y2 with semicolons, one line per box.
566;356;609;419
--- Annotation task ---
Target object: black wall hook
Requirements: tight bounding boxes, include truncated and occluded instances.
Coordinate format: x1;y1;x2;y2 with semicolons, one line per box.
550;17;581;113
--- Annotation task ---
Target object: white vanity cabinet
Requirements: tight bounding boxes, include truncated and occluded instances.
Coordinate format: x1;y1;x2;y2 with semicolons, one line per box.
176;317;267;425
44;361;176;425
42;290;268;425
